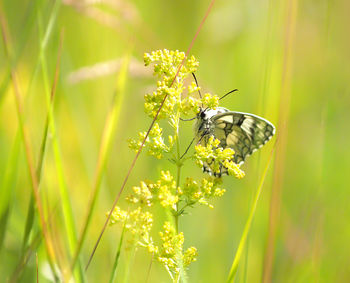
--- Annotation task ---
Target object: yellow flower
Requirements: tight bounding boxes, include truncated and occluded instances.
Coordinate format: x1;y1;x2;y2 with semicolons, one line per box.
194;136;245;179
157;222;197;277
126;181;153;206
128;123;171;159
223;160;245;179
109;206;128;225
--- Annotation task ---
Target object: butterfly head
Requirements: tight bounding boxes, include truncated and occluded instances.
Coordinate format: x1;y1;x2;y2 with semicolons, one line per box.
197;107;209;120
195;108;210;136
197;107;230;120
195;107;230;137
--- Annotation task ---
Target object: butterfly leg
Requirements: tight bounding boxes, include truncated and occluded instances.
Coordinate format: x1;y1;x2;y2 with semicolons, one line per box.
180;130;210;160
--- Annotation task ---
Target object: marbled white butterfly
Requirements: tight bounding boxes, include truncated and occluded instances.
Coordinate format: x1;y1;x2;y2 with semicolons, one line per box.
194;106;276;176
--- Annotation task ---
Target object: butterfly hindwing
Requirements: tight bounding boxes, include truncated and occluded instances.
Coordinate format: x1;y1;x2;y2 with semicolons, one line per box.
211;111;275;165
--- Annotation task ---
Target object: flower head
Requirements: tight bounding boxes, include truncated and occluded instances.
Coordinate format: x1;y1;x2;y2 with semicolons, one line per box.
157;222;198;278
194;136;245;178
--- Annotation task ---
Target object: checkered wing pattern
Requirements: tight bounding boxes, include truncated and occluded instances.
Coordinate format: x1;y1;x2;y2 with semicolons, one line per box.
211;111;275;165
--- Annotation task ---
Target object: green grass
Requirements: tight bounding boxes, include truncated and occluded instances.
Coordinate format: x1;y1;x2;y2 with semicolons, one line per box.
1;0;350;282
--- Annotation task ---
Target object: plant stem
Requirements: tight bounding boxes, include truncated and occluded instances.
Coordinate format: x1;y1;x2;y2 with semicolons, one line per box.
109;225;126;283
122;245;136;283
175;116;181;234
174;115;189;283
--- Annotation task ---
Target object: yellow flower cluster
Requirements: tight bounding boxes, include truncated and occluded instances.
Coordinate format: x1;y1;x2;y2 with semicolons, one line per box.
109;206;153;245
154;170;179;209
126;171;179;210
126;181;153;207
128;122;173;159
201;92;220;109
157;222;198;279
182;177;225;209
110;177;197;279
223;160;245;179
110;49;246;282
144;49;198;83
143;50;199;120
129;50;204;161
195;136;245;178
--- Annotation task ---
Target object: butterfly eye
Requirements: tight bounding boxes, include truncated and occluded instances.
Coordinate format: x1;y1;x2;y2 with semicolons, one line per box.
200;111;206;119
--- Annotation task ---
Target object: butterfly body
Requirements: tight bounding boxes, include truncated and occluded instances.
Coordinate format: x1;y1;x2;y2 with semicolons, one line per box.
195;107;230;136
194;107;275;175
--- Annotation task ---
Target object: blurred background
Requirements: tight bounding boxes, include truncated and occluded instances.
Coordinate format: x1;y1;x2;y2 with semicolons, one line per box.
0;0;349;282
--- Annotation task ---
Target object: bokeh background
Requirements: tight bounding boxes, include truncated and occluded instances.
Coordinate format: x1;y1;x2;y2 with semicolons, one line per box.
1;0;349;282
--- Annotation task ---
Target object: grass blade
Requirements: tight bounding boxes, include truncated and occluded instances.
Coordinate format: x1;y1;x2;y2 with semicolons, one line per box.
22;1;62;245
108;225;126;283
226;143;276;283
35;6;85;281
22;26;63;252
0;131;20;221
10;204;60;282
73;52;131;271
0;0;42;104
0;207;10;254
0;4;57;274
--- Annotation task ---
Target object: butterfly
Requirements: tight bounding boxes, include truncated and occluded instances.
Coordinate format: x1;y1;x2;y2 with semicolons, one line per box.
194;106;276;176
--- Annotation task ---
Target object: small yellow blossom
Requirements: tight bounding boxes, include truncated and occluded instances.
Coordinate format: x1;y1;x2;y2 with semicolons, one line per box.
223;160;245;179
109;206;128;225
183;246;198;266
128;123;171;159
181;176;225;209
195;136;245;178
126;181;153;206
158;185;179;209
201;93;220;109
157;222;197;277
142;49;199;120
109;206;154;247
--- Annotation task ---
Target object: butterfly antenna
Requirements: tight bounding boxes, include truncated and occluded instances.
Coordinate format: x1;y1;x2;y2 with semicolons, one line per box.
219;89;238;100
180;73;201;122
192;73;202;99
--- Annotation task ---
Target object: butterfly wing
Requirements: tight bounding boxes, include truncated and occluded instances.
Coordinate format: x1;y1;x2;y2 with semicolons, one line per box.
211;111;275;165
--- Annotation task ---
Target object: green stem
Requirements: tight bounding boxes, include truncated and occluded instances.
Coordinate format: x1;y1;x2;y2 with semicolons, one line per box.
122;245;136;283
173;115;189;283
175;116;181;234
109;225;126;283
